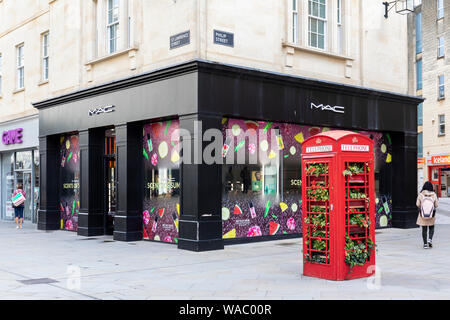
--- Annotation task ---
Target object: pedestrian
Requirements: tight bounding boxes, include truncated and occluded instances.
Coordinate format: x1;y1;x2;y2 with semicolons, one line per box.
12;184;26;229
416;181;438;249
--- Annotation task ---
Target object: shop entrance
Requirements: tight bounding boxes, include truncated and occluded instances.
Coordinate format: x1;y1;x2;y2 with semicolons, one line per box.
104;128;116;235
440;168;450;198
429;165;450;198
15;171;32;221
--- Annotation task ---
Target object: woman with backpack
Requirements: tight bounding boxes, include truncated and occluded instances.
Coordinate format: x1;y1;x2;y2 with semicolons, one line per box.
416;181;438;249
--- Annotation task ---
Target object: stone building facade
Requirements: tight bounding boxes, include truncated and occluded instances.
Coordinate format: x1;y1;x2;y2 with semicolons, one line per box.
0;1;420;250
409;0;450;196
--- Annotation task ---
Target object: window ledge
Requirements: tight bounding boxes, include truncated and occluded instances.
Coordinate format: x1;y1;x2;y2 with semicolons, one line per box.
85;46;139;66
438;134;446;137
282;42;354;61
13;88;25;94
38;80;49;86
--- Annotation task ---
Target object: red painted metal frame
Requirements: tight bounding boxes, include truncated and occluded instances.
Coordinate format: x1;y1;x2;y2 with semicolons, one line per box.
302;131;375;281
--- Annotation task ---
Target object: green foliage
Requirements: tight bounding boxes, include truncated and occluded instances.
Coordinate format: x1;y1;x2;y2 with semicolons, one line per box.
306;163;328;177
312;239;327;251
348;214;370;228
344;235;376;268
347;189;367;199
305;253;328;264
311;205;326;213
343;162;368;176
311;214;327;228
307;186;329;201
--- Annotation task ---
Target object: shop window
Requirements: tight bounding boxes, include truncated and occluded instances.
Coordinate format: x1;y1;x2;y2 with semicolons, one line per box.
308;0;327;49
221;119;394;239
1;153;15;220
432;168;439;182
438;75;445;100
142;120;180;244
33;150;40;223
438;36;445;58
15;151;32;170
59;134;80;231
439;114;445;135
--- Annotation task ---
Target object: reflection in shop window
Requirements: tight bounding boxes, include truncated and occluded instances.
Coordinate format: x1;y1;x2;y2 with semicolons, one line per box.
15;151;32;170
222;119;302;239
221;119;395;238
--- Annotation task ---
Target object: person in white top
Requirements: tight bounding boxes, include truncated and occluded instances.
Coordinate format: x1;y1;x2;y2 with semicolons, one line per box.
416;181;438;249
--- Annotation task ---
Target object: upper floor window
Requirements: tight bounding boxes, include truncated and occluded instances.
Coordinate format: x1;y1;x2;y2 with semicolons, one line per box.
418;102;423;126
337;0;343;54
439;114;445;135
418;132;423;158
438;36;445;58
0;54;2;96
437;0;444;20
107;0;120;54
438;75;445;100
416;59;422;91
16;44;24;90
308;0;327;49
292;0;299;44
416;12;422;54
93;0;133;59
42;32;49;81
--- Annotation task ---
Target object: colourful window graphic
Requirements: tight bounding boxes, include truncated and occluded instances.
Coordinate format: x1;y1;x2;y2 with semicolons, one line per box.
221;118;393;240
142;120;180;244
59;134;80;232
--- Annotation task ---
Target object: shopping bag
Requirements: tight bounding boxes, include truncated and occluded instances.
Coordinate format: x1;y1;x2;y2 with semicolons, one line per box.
12;192;26;207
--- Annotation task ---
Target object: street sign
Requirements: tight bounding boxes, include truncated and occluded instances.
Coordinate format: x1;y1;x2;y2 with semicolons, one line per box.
170;31;190;49
213;30;234;47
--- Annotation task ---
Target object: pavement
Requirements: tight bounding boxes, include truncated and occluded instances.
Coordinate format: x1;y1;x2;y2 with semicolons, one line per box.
1;200;450;300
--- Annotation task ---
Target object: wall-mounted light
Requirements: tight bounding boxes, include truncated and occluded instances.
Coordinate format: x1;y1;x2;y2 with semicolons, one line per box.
383;0;414;18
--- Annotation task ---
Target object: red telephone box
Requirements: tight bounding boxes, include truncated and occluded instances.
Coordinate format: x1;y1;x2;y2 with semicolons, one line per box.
301;130;375;281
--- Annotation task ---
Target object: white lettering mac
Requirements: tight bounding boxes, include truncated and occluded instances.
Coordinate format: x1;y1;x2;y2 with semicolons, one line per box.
88;105;115;116
310;102;345;114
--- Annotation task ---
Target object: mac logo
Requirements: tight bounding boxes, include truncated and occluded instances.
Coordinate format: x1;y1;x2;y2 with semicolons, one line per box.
88;105;115;116
310;102;345;114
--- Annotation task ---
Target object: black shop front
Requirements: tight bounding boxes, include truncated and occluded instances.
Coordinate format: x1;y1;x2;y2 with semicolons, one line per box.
33;60;421;252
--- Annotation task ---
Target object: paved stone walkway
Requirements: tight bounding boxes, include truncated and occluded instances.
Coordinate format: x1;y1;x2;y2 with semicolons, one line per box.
1;201;449;300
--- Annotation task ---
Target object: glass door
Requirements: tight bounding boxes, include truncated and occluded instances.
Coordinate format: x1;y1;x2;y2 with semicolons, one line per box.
14;171;32;221
104;128;116;235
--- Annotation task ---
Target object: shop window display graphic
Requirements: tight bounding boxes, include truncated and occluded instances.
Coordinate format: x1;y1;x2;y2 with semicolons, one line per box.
221;118;393;240
302;131;375;280
142;120;180;244
59;134;80;231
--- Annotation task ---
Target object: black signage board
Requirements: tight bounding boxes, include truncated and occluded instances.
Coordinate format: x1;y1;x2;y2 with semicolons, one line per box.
170;30;190;49
214;29;234;47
